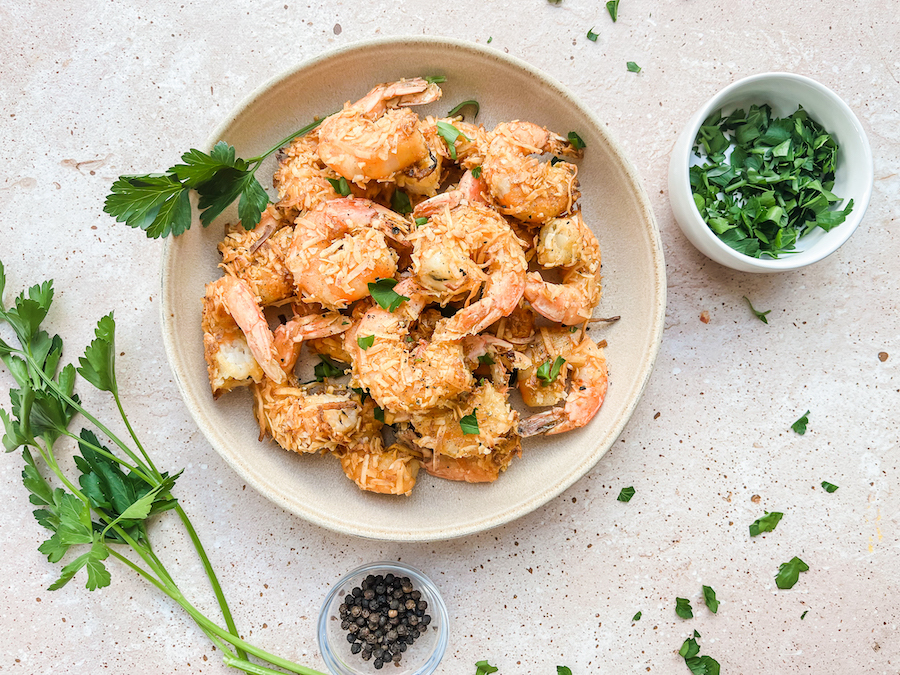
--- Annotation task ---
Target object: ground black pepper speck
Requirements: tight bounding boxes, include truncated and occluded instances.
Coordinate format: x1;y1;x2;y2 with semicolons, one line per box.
337;574;431;667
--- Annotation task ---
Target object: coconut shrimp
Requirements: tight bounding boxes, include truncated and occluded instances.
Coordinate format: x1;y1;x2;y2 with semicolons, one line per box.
285;197;411;310
349;278;474;413
252;379;375;453
202;275;285;397
518;329;608;436
338;442;421;496
420;437;520;483
524;211;602;325
273;128;342;217
480;121;583;224
411;196;527;339
272;310;352;373
218;208;294;306
317;78;442;185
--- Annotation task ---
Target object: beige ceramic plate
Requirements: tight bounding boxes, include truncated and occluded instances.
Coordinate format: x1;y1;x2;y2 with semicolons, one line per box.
161;37;665;541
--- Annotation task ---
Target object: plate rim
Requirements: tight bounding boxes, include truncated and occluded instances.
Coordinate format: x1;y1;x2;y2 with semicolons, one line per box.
160;35;667;541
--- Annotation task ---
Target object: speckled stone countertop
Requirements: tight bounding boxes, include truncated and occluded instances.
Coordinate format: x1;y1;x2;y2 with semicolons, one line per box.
1;2;898;673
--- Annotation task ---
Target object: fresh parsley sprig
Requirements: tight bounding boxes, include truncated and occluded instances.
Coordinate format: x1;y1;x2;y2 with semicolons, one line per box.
0;258;327;675
104;118;325;238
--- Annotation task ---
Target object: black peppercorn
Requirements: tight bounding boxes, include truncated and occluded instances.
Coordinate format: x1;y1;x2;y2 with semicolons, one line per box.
350;643;362;655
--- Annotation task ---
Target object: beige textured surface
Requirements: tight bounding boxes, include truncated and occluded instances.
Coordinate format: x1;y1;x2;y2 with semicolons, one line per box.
1;2;898;674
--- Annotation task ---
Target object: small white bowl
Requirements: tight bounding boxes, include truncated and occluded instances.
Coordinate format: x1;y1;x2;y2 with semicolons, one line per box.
668;72;873;272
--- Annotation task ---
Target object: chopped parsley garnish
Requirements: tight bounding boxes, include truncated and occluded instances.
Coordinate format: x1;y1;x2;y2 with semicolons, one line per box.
460;409;479;435
475;661;498;675
314;355;347;381
447;99;480;119
675;597;693;619
626;61;642;73
487;37;493;44
414;216;429;226
749;511;783;537
536;356;566;385
391;190;412;215
436;121;472;160
424;75;447;84
351;386;369;402
606;0;619;21
821;481;839;493
702;585;719;613
104;119;324;238
801;610;809;619
632;611;642;621
373;406;385;423
477;354;495;365
776;556;809;589
690;103;853;258
327;176;351;196
357;335;375;351
791;410;810;435
587;27;599;42
557;668;572;675
679;635;721;675
472;165;483;179
567;131;586;149
368;278;409;312
743;295;771;324
617;486;635;503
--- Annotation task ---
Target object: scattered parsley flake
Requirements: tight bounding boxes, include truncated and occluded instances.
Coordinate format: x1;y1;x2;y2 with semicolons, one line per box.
557;668;572;675
436;121;472;161
368;278;409;312
414;216;429;227
391;190;412;215
587;27;599;42
447;99;480;120
821;481;839;493
743;296;771;324
791;410;810;435
475;661;498;675
617;486;635;503
627;61;642;73
357;335;374;351
675;597;693;619
314;355;346;382
424;75;447;85
472;165;483;179
567;131;586;149
536;356;566;385
702;585;719;613
487;37;493;44
373;407;385;424
606;0;619;21
326;176;351;196
749;511;783;537
801;610;809;620
477;354;495;365
460;410;479;435
776;556;809;589
632;611;641;621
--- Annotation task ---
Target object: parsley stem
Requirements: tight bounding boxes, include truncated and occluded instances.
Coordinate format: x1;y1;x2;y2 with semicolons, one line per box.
245;116;329;164
59;428;152;482
111;387;161;479
223;655;302;675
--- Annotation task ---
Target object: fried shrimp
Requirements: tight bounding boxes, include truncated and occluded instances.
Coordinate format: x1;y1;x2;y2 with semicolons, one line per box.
272;311;352;373
285;197;411;310
252;380;373;453
420;437;520;483
524;211;603;325
481;120;583;223
338;442;421;496
218;208;294;306
202;275;285;397
273;128;342;217
411;194;527;340
317;78;442;185
518;330;608;437
349;278;474;413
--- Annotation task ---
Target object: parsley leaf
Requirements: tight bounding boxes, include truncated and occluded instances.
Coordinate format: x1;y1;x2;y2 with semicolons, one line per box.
414;217;429;226
776;556;809;589
537;356;566;385
675;597;693;619
475;661;498;675
632;611;641;621
587;27;599;42
801;610;809;619
567;131;586;149
447;99;480;120
791;410;810;435
368;278;409;312
327;176;351;196
77;313;117;393
821;481;839;493
460;409;479;435
357;335;375;351
702;585;719;613
314;355;347;381
424;75;446;85
391;189;412;215
436;121;472;161
743;296;771;324
477;353;495;365
749;511;783;537
617;486;635;502
472;165;483;179
627;61;642;73
373;406;385;424
557;668;572;675
606;0;619;21
679;635;720;675
104;175;191;239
